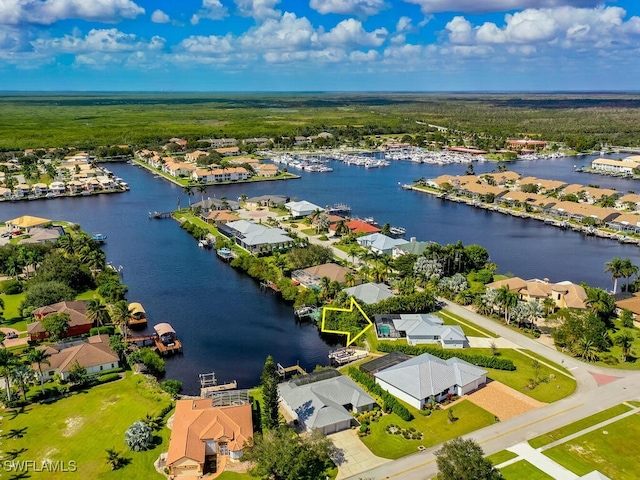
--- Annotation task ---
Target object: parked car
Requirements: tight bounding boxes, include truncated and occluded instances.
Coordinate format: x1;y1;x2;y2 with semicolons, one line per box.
1;232;11;238
5;331;18;339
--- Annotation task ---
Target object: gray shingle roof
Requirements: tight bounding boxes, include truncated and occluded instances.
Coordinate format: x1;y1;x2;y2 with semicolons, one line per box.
279;375;374;430
374;353;486;399
344;282;395;305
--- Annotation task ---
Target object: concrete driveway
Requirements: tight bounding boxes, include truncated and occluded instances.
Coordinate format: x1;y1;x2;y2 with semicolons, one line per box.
330;429;390;480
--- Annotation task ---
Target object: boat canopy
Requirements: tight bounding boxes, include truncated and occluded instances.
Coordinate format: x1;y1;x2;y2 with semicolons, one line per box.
154;323;176;337
129;302;146;315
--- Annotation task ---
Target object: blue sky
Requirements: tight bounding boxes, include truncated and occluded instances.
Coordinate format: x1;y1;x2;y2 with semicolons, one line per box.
1;0;639;91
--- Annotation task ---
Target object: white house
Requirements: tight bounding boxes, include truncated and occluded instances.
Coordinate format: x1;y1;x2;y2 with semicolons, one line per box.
285;200;324;218
49;181;66;195
357;233;409;255
374;353;487;409
375;314;468;348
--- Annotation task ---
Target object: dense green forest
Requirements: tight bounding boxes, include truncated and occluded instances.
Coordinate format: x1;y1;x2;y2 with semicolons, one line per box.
1;92;639;150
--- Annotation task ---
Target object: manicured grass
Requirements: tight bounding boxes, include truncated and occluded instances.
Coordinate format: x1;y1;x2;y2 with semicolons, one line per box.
544;414;640;479
486;449;518;465
1;292;25;321
301;228;318;236
360;400;496;459
457;348;577;403
75;289;101;301
437;310;495;338
1;372;174;479
528;403;632;448
500;460;554;480
217;472;257;480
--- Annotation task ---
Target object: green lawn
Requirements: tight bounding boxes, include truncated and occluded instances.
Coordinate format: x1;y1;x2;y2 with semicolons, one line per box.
360;400;496;459
486;449;518;465
544;414;640;479
461;348;577;403
437;310;496;338
529;403;632;448
1;373;174;479
217;472;257;480
500;460;554;480
300;228;318;236
1;292;25;321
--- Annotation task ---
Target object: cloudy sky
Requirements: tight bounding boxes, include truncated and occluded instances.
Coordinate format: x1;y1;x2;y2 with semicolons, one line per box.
1;0;639;91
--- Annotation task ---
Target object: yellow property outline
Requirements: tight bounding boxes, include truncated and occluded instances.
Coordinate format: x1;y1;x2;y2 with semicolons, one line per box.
321;297;373;346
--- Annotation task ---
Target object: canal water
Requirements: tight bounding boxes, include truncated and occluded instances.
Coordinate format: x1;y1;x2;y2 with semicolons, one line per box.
2;153;639;393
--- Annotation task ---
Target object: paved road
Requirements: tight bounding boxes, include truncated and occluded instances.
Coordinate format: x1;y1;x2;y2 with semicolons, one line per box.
347;300;640;480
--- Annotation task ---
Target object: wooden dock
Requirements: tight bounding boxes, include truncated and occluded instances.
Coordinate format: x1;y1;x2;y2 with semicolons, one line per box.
277;362;307;379
201;381;238;397
328;347;368;366
260;280;281;293
124;333;183;356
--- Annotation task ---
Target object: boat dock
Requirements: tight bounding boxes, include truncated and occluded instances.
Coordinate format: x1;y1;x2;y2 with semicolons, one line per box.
260;280;281;293
216;247;237;262
294;305;320;323
199;372;238;397
277;362;307;379
149;211;173;219
125;322;183;356
328;347;368;366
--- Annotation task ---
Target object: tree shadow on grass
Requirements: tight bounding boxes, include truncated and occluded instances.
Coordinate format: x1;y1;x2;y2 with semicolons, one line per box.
5;427;28;439
8;472;31;480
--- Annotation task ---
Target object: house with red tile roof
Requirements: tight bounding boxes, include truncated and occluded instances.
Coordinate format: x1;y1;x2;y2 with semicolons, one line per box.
27;301;92;342
166;399;253;478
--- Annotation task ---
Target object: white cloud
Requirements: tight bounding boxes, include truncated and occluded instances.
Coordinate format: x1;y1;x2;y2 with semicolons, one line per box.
234;0;281;20
191;0;228;24
309;0;386;17
404;0;601;14
350;49;378;61
178;34;234;55
321;18;387;47
239;12;316;51
396;16;413;33
0;0;144;25
445;16;473;44
32;28;164;54
151;9;170;24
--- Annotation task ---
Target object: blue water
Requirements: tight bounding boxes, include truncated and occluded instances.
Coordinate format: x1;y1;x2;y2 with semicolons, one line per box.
2;153;639;393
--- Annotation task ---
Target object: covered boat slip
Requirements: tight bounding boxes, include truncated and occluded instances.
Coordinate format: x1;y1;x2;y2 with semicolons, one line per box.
128;301;147;327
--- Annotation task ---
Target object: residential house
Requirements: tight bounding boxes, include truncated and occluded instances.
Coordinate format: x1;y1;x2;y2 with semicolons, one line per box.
279;370;376;435
517;176;568;194
499;191;550;210
480;171;521;186
426;174;477;190
374;352;487;409
163;160;197;178
291;263;354;288
192;197;239;211
544;201;620;225
215;147;240;156
67;181;84;194
49;181;66;195
33;183;48;196
486;277;587;311
458;182;505;201
392;238;434;257
591;157;640;174
615;293;640;320
330;219;380;236
203;210;237;225
0;187;11;199
166;399;253;478
285;200;324;218
19;227;63;245
254;164;279;177
185;150;209;162
357;233;409;255
27;301;92;342
608;213;640;233
220;220;294;254
209;138;238;148
35;334;119;381
14;183;31;197
617;193;640;211
244;195;289;210
97;176;116;190
84;178;101;192
561;184;618;204
344;282;395;305
375;314;468;348
168;137;188;149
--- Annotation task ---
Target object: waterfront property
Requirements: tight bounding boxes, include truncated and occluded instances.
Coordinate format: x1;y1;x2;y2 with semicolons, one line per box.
344;282;395;304
614;293;640;320
375;313;468;348
219;219;294;254
591;156;640;175
166;398;253;478
278;369;376;435
285;200;324;218
27;300;92;342
244;194;289;210
374;352;487;409
357;233;409;255
17;226;63;244
34;334;119;381
192;197;240;211
486;277;587;311
128;302;148;328
291;262;355;288
392;238;434;257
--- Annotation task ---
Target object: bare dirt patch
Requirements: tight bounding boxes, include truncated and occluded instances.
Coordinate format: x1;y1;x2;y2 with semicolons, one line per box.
63;417;84;437
465;381;545;421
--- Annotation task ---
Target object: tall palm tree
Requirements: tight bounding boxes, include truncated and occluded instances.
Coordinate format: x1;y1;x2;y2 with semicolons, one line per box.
621;258;639;292
344;271;356;287
26;348;51;397
196;183;207;203
111;301;134;340
10;364;34;402
605;257;625;294
614;330;635;363
182;184;195;207
87;299;110;327
0;348;17;402
495;285;518;324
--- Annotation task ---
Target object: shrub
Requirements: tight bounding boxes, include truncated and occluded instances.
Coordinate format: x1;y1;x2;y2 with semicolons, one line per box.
90;326;115;336
137;348;165;376
376;342;516;371
160;379;183;398
0;279;22;294
96;373;121;385
348;367;413;421
125;421;153;452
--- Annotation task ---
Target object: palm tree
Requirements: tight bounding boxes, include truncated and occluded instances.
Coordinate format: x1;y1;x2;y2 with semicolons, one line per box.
621;258;639;292
573;337;599;362
614;330;635;363
543;297;556;316
10;364;35;402
87;298;110;327
0;348;17;402
495;285;518;324
105;448;126;470
344;271;356;287
26;348;51;397
585;287;616;324
605;257;625;294
196;183;207;203
182;184;194;207
111;301;134;340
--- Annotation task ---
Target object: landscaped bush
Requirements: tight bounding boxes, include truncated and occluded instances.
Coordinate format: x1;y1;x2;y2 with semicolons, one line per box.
0;279;22;294
348;367;413;421
90;326;115;336
377;342;516;371
96;373;121;385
